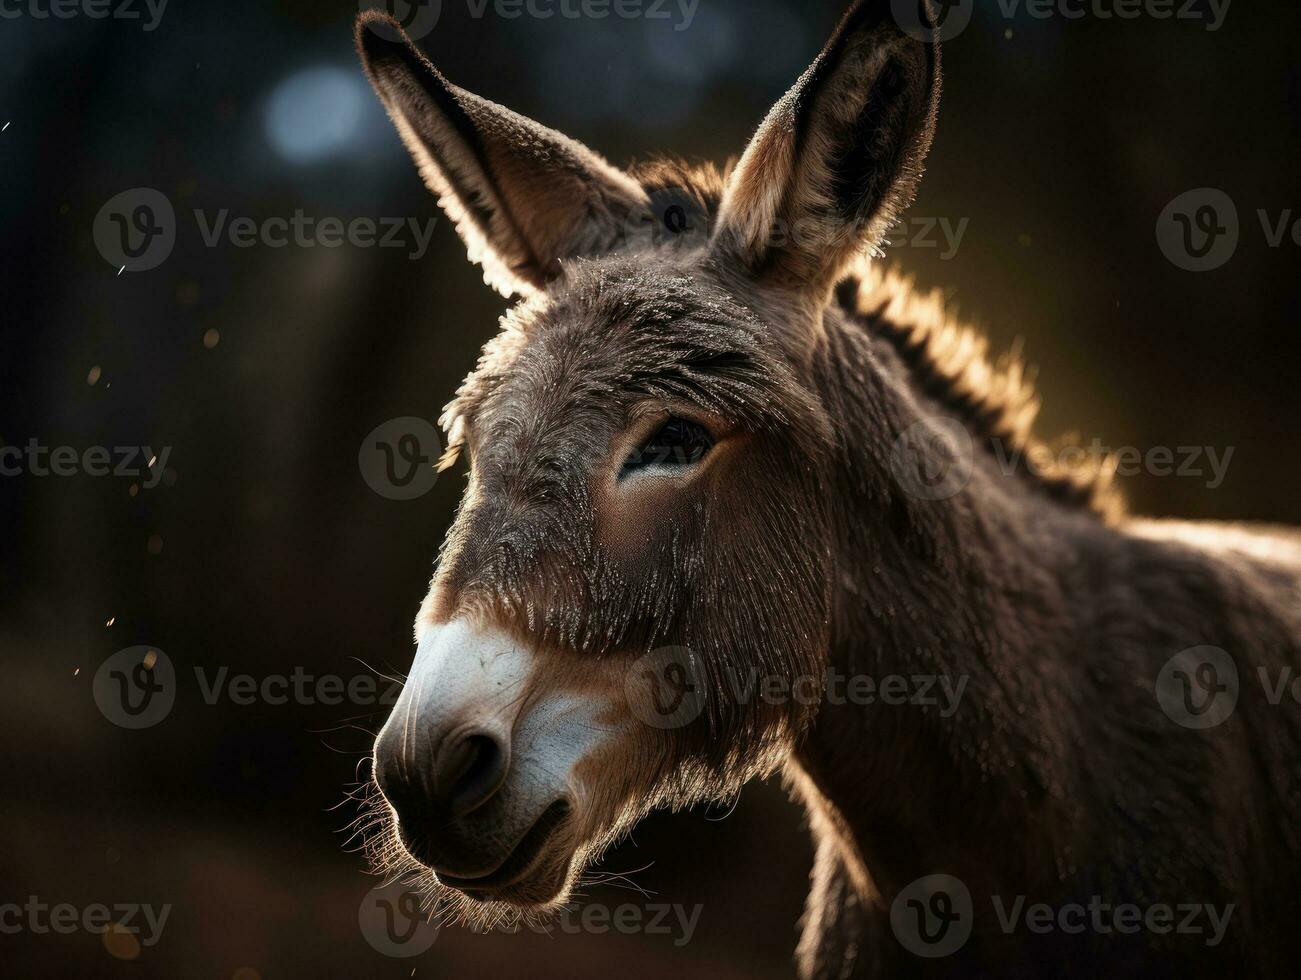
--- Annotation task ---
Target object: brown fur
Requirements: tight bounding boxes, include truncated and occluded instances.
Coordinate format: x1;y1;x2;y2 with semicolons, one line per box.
354;3;1301;976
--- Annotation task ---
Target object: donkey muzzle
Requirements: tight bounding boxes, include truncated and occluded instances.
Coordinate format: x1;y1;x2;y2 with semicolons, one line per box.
373;618;602;895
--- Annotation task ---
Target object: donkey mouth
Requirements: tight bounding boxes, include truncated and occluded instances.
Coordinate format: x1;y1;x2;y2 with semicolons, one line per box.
436;799;573;899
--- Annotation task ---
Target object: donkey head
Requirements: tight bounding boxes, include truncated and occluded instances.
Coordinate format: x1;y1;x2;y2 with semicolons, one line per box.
356;0;940;921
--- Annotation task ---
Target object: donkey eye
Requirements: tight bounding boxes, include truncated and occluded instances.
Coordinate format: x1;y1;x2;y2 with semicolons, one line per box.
621;417;714;479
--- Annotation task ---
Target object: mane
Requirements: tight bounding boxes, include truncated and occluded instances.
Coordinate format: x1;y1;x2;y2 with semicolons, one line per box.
836;264;1124;521
628;157;1123;520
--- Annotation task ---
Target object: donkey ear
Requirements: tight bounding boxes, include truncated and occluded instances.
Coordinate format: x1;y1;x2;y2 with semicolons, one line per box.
711;0;941;299
355;13;649;297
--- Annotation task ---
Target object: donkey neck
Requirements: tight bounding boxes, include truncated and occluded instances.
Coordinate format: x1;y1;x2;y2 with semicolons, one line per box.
791;298;1110;904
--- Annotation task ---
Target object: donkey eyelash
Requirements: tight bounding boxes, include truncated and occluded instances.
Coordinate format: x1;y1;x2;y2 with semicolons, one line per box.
619;417;715;480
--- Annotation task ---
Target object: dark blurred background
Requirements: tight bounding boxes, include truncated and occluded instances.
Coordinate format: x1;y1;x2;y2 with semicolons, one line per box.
2;0;1298;976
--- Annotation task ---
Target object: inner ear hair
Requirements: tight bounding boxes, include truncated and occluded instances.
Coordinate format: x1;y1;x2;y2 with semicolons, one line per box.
356;11;649;297
711;0;942;299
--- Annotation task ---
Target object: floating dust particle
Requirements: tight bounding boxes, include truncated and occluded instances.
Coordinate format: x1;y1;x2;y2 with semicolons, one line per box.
1005;28;1014;39
129;484;139;497
106;847;121;864
148;455;158;468
103;922;141;961
203;328;220;349
106;617;115;627
177;280;200;306
87;365;102;385
147;534;163;556
142;650;157;669
1018;233;1033;248
74;668;80;676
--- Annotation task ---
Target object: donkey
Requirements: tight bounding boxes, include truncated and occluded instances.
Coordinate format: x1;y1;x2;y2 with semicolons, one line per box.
353;2;1301;976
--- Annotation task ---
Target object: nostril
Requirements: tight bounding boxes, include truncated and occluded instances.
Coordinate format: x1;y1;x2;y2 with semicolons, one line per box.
434;729;509;818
